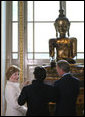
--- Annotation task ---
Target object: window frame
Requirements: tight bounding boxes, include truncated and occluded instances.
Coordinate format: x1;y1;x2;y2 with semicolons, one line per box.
11;1;84;60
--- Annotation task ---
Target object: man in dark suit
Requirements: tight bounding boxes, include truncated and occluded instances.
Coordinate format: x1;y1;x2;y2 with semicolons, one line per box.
18;67;54;116
54;60;80;116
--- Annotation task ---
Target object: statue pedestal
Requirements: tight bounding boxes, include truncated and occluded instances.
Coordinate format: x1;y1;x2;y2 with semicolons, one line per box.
44;63;84;87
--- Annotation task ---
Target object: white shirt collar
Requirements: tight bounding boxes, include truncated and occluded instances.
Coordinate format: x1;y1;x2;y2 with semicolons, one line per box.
62;72;70;77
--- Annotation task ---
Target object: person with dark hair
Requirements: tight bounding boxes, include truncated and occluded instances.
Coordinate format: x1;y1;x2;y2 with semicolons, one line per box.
18;66;54;116
53;60;80;116
33;67;46;81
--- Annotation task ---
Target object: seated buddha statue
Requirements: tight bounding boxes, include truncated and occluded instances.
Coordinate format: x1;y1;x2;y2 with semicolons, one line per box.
49;9;77;64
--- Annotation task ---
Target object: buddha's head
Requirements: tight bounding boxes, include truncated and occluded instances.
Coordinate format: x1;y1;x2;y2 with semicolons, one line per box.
54;9;70;38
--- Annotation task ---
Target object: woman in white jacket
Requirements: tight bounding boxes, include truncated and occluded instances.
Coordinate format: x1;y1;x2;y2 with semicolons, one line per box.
5;65;27;116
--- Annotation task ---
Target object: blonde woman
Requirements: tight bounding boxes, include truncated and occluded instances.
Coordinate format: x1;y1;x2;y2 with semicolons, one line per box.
5;65;27;116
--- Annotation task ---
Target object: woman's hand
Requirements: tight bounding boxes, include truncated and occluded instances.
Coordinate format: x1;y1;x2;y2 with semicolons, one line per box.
22;80;30;87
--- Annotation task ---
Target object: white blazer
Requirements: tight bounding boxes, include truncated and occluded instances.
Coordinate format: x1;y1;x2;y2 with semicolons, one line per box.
5;81;27;116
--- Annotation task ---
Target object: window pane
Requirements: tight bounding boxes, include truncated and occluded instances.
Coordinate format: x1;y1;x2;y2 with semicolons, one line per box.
12;53;18;59
28;53;33;59
27;1;33;21
35;53;49;59
27;23;33;52
35;1;59;21
77;53;84;59
70;23;84;52
12;1;18;21
35;23;56;52
12;23;18;52
66;1;84;21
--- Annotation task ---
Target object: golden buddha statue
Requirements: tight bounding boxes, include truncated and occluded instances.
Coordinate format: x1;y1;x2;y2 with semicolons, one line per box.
45;3;84;116
45;2;84;82
49;8;77;64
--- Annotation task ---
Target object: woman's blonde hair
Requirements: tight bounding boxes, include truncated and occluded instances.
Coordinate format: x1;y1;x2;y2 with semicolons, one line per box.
6;65;20;80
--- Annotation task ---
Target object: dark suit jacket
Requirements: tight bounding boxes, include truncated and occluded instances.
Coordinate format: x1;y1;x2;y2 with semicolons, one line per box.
18;80;54;116
54;74;80;116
